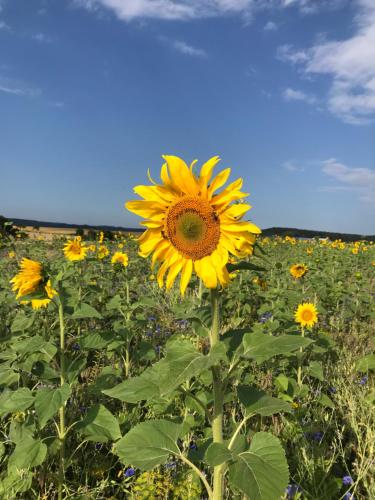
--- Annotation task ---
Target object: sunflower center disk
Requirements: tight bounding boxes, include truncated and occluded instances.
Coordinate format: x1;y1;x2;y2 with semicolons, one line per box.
165;197;220;260
302;310;313;322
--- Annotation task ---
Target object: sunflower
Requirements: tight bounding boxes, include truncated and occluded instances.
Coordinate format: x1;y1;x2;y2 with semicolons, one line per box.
290;263;308;279
111;251;129;267
98;231;104;244
31;280;58;310
10;258;43;299
64;237;87;261
126;155;260;295
98;245;109;259
294;303;318;328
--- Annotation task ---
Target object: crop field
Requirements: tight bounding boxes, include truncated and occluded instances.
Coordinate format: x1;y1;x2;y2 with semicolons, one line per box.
0;223;374;499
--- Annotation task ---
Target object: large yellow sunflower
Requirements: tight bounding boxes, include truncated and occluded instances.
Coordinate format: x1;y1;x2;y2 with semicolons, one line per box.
290;263;308;279
10;258;43;299
294;303;318;328
64;237;87;261
126;155;261;295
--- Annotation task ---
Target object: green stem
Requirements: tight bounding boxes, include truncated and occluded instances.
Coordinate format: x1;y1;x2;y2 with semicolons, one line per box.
297;326;305;387
210;289;225;500
58;301;66;500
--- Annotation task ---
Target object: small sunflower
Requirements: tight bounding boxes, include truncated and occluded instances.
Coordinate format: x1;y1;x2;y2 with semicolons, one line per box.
98;245;109;259
294;303;318;328
290;263;308;279
111;251;129;267
64;237;87;261
10;258;43;299
126;155;260;295
98;231;104;244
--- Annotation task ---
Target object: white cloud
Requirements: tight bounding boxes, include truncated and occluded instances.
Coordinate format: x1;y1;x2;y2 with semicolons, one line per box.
0;77;41;97
279;0;375;124
282;160;304;172
282;87;317;104
172;40;207;57
0;19;9;30
321;158;375;202
264;20;277;31
32;32;51;43
73;0;264;22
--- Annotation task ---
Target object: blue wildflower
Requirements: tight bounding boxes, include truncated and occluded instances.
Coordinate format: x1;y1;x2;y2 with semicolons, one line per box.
343;493;355;500
148;316;156;321
342;476;353;486
72;343;80;351
359;376;368;386
259;311;272;323
165;461;176;469
312;431;323;442
328;386;337;394
124;467;135;478
285;483;301;498
189;442;198;450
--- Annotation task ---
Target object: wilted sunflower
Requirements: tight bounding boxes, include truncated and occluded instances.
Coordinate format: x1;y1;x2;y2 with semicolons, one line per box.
10;258;43;299
98;245;109;259
290;263;308;279
126;155;260;295
64;237;87;261
295;303;318;328
30;280;57;310
111;251;129;267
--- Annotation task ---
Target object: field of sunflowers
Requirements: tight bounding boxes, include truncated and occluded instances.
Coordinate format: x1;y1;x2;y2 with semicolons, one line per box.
0;157;374;500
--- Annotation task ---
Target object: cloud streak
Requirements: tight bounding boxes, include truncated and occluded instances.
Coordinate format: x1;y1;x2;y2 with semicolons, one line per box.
321;158;375;202
278;0;375;125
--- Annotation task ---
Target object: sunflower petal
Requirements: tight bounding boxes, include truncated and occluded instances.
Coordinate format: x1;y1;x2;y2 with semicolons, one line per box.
180;259;193;296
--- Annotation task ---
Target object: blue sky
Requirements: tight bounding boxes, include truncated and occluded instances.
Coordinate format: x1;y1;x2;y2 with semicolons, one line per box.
0;0;374;234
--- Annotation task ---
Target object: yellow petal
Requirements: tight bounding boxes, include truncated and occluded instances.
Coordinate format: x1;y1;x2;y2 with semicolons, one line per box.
207;168;231;198
222;203;251;219
221;221;261;234
166;259;183;290
195;256;217;289
162;155;199;195
126;200;164;218
180;259;193;296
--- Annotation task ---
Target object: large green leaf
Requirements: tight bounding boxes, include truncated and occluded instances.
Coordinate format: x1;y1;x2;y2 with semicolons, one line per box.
103;359;169;403
205;442;232;466
227;261;266;273
8;436;47;469
0;388;35;417
356;354;375;372
115;420;183;470
104;340;226;403
35;384;71;429
237;386;291;416
78;331;118;350
229;432;289;500
159;340;226;395
242;332;313;363
71;303;102;319
76;404;121;442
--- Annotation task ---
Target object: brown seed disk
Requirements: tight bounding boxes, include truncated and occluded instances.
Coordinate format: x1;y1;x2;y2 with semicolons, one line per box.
164;196;220;260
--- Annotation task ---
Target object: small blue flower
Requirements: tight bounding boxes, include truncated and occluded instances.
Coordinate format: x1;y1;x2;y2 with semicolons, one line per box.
312;431;323;442
95;443;102;450
342;475;353;486
285;483;301;498
259;311;272;323
165;461;176;469
328;386;337;394
343;493;355;500
124;467;135;478
72;343;80;351
148;316;156;321
359;376;368;386
189;442;198;450
79;406;87;414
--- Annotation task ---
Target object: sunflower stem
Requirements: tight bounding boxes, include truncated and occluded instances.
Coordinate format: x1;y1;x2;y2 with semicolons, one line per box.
210;288;225;500
58;300;66;500
297;326;305;387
